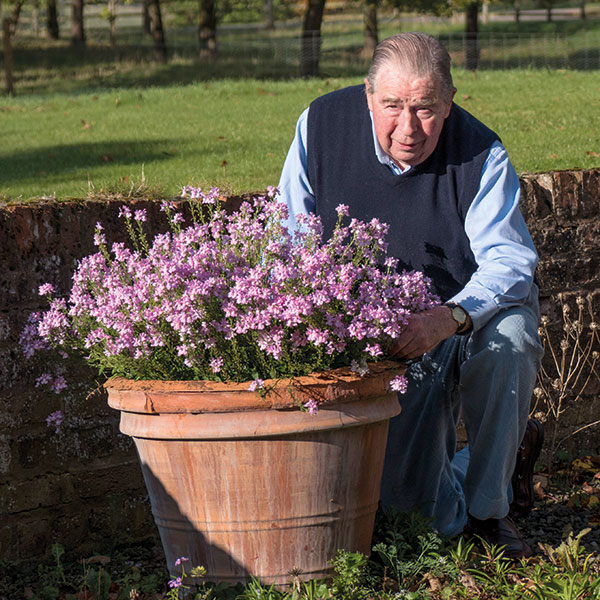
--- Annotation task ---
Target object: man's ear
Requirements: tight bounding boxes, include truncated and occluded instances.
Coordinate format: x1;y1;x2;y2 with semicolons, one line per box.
444;87;457;118
364;78;374;111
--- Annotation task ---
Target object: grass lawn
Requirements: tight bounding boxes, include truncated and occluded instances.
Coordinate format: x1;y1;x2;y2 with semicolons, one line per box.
1;70;599;201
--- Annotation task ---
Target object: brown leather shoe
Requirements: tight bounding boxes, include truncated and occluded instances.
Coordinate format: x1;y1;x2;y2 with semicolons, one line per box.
465;515;532;559
509;418;544;519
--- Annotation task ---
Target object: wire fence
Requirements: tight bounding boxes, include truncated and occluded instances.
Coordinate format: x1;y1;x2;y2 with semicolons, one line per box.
6;3;600;73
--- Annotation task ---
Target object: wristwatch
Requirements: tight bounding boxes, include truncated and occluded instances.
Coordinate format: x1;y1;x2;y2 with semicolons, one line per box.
445;302;470;335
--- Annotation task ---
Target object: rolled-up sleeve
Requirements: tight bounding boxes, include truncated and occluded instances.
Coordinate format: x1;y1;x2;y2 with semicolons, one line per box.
450;141;538;330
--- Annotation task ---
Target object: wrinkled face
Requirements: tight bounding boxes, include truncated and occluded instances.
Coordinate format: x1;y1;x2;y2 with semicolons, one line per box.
365;66;455;169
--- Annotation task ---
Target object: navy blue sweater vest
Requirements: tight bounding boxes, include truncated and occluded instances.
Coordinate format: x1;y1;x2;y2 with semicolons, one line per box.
306;84;500;301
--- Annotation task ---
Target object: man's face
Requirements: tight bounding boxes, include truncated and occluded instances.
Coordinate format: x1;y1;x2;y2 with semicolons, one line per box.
365;66;455;169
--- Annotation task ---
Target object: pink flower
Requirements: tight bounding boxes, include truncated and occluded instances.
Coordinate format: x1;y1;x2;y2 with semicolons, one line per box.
38;283;55;296
248;379;265;392
390;375;408;394
50;376;67;394
46;410;64;432
174;556;189;566
209;357;224;373
303;399;318;415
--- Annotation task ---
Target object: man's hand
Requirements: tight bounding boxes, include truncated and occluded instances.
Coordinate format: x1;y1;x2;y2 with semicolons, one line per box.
390;305;470;359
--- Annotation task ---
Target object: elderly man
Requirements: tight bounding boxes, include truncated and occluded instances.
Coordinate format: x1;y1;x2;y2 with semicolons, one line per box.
278;32;544;558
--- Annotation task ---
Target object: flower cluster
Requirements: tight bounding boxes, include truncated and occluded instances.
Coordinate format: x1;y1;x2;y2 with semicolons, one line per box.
21;188;438;383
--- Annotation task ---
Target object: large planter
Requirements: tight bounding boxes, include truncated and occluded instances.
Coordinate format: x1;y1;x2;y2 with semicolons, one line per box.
105;362;403;585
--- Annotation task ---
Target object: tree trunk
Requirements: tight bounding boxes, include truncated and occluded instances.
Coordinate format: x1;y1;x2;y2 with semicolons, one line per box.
300;0;326;78
362;0;378;59
546;4;552;21
579;0;585;18
263;0;275;29
198;0;217;60
514;0;520;22
147;0;167;62
3;17;14;95
142;0;152;35
32;0;40;36
464;1;479;71
108;0;117;48
47;0;59;38
481;0;488;24
71;0;85;47
9;0;23;35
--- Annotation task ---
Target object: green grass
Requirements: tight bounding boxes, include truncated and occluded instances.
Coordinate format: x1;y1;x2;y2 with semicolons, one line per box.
1;70;599;201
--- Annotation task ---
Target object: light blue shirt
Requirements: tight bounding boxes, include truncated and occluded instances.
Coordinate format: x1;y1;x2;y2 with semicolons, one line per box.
278;106;539;331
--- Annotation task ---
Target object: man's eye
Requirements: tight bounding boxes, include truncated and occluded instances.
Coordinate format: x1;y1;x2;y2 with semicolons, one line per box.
417;108;433;117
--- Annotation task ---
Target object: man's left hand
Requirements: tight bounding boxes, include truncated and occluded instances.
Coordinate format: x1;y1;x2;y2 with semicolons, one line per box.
390;305;468;359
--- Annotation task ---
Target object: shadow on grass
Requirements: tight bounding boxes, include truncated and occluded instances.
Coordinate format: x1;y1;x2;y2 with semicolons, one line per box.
0;139;179;187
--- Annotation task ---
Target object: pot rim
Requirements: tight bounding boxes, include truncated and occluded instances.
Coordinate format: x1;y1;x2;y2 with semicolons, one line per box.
104;360;406;414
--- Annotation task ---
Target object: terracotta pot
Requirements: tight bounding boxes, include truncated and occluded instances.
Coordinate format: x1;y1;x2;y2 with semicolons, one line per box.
105;361;403;586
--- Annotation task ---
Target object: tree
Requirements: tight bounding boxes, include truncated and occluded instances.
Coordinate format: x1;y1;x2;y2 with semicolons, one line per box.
464;1;480;70
198;0;217;59
362;0;378;58
147;0;167;62
300;0;326;77
264;0;275;29
8;0;24;35
71;0;85;47
47;0;59;38
142;0;152;36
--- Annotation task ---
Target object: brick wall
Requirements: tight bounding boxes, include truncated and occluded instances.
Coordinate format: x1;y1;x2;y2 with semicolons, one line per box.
1;171;599;561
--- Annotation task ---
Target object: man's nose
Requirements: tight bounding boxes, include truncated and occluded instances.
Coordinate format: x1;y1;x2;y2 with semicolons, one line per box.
397;108;419;135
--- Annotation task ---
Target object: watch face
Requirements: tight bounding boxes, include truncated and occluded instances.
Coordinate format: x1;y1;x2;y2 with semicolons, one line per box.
451;306;467;325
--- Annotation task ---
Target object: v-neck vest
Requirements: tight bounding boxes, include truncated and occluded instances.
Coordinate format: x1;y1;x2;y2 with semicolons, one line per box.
306;84;499;300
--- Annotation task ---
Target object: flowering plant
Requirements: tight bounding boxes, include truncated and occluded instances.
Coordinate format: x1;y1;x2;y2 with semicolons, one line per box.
21;187;438;389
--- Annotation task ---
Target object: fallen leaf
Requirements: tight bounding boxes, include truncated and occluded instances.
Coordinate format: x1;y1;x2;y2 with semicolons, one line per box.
462;94;471;100
534;480;545;500
256;88;275;96
460;570;478;589
217;135;225;140
589;495;600;508
221;160;228;167
100;155;114;162
92;95;98;101
425;574;442;591
86;554;111;565
573;456;597;472
582;482;596;494
586;150;599;157
81;119;91;129
115;97;121;106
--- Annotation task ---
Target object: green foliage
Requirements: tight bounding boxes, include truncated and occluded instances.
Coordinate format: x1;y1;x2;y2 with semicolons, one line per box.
371;508;460;593
4;521;600;600
329;550;370;599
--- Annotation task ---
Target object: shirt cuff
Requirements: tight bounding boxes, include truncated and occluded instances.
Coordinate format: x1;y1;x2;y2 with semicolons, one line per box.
448;287;499;332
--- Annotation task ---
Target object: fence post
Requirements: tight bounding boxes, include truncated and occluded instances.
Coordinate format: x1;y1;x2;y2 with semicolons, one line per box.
3;17;14;95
